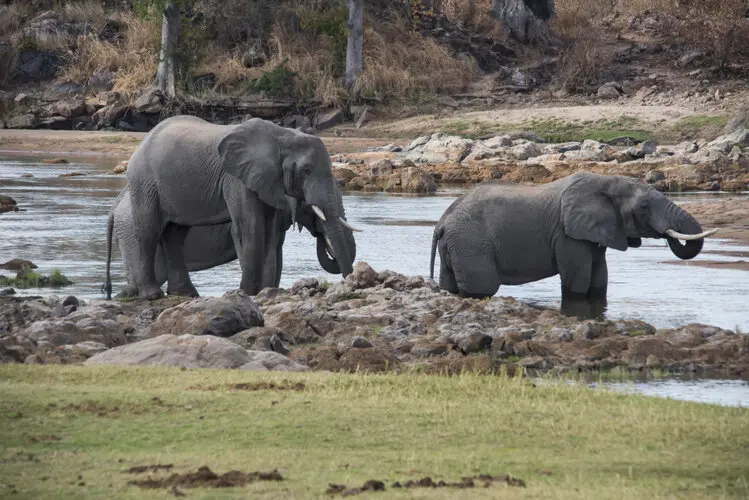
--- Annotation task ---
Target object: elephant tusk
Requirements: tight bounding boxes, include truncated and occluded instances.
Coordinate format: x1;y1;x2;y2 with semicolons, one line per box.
665;228;719;240
311;205;327;222
325;235;335;258
339;216;363;232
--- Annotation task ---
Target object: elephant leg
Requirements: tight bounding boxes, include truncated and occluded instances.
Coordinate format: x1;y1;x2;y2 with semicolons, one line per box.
273;220;286;288
225;185;267;295
587;247;608;300
163;223;199;297
437;241;459;294
129;187;165;300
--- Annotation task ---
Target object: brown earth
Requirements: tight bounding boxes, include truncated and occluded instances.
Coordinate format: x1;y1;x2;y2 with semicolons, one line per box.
126;465;283;490
327;473;526;496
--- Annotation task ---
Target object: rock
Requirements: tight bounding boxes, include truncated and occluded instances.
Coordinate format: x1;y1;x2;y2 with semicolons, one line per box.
351;336;373;349
229;326;293;353
405;133;473;164
543;142;581;154
644;170;665;184
39;116;72;130
625;140;658;159
0;288;16;297
344;262;380;290
87;71;116;92
116;108;152;132
0;195;19;213
17;50;61;81
112;161;127;174
84;334;253;369
707;129;749;153
6;114;39;129
677;51;703;67
145;290;264;338
597;82;623;99
355;107;372;129
51;98;87;118
92;104;128;129
239;351;308;371
509;140;542;160
314;108;343;131
41;81;85;101
134;88;166;114
569;139;617;162
20;314;127;348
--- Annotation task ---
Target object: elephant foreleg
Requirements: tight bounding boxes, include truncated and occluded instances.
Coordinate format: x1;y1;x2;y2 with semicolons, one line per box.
163;223;199;297
225;184;269;295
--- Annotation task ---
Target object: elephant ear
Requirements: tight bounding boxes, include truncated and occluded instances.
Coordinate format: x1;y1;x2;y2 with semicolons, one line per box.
217;120;287;210
561;176;628;251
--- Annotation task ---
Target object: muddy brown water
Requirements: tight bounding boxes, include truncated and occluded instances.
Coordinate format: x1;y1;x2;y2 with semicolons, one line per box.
1;153;748;407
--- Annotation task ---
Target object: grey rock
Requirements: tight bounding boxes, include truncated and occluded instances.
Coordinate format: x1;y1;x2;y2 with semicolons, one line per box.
351;336;373;348
145;290;264;338
87;71;116;92
597;82;623;99
314;108;343;131
239;350;308;371
645;170;665;184
6;114;39;129
84;334;253;369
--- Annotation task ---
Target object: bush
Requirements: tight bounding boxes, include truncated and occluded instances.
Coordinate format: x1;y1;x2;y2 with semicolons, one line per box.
675;0;749;69
250;59;297;97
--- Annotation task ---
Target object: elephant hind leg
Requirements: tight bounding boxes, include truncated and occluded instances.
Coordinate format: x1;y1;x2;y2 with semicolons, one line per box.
163;223;199;297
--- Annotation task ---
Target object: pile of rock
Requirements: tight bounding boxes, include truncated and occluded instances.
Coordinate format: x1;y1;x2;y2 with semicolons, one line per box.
2;263;747;378
332;129;749;193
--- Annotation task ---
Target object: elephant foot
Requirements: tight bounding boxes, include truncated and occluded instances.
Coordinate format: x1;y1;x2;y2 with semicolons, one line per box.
114;286;139;300
139;285;165;301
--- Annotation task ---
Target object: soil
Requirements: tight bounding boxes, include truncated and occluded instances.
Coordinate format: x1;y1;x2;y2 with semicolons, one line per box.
126;465;283;489
326;474;526;495
123;464;174;474
188;381;306;392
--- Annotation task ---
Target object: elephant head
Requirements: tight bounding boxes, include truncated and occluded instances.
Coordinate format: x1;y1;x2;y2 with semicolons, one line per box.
561;172;717;259
218;118;359;277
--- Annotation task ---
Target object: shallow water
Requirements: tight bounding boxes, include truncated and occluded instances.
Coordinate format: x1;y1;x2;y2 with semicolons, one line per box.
1;153;749;406
590;379;749;408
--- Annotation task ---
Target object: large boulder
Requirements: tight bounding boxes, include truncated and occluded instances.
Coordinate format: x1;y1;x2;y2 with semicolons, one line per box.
0;195;19;213
405;133;474;164
84;334;254;369
145;290;264;338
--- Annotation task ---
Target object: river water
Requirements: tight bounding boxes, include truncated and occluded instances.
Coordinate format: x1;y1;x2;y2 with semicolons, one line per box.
1;153;748;407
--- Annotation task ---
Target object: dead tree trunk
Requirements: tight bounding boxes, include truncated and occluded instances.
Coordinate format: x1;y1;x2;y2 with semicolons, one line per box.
345;0;364;93
492;0;554;43
153;1;180;98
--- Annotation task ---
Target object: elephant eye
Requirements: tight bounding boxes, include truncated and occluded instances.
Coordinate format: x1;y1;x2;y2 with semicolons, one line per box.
300;164;312;175
639;201;649;212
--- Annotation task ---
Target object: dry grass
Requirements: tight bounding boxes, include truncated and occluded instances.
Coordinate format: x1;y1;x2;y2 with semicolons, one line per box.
195;51;266;91
61;13;159;100
552;0;616;89
0;2;33;38
437;0;498;34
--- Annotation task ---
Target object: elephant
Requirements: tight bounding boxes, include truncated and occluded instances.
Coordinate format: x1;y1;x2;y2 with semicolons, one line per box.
122;115;359;300
103;185;339;299
429;172;717;315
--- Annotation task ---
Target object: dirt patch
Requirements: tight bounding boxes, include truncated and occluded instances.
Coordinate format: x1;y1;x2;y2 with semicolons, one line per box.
49;397;187;418
124;464;174;474
326;474;526;495
24;434;61;444
127;465;283;489
188;381;306;392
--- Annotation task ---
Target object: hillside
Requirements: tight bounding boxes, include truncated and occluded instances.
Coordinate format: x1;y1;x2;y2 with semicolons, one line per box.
0;0;748;136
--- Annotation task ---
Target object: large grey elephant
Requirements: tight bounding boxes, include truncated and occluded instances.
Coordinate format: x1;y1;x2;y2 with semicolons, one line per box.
429;172;717;308
122;115;358;300
103;185;338;299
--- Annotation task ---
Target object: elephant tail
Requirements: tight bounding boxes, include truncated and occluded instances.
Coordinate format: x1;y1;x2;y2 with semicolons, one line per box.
430;224;443;280
104;209;114;300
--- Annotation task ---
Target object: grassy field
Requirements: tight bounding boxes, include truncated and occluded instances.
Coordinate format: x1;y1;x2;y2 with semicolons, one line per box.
1;365;748;499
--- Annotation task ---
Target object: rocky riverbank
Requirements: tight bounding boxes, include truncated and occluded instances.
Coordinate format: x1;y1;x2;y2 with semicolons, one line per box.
329;127;749;194
2;263;747;379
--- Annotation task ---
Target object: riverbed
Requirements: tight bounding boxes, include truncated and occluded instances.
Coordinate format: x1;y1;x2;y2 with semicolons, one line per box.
2;153;749;407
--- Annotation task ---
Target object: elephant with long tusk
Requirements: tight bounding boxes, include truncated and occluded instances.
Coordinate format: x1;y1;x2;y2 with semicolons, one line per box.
430;172;718;309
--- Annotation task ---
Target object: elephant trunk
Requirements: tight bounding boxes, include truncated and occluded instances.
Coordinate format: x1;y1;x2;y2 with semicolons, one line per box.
663;205;706;260
322;219;354;277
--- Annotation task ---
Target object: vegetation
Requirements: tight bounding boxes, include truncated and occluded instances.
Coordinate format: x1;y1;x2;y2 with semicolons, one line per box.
0;365;748;498
0;268;72;289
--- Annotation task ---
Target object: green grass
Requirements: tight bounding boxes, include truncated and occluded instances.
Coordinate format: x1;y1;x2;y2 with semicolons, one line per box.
666;115;730;142
1;365;748;499
0;269;72;289
438;118;654;143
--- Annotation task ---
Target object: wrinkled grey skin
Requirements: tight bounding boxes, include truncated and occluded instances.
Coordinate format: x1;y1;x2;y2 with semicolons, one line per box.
122;115;356;300
430;172;710;317
104;186;339;299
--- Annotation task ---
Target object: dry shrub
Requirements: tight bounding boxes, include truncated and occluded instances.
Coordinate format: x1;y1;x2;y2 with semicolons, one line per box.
61;13;160;100
356;14;476;99
675;0;749;68
59;0;107;27
437;0;497;34
195;51;266;90
0;2;33;37
552;0;616;89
